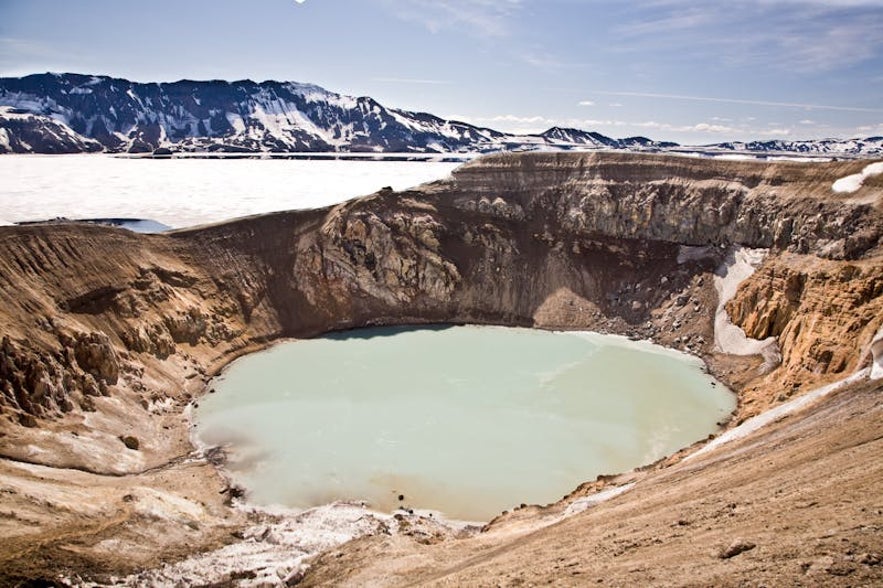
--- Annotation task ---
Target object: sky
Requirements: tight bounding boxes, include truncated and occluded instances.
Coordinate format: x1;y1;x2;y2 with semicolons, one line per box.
1;0;882;144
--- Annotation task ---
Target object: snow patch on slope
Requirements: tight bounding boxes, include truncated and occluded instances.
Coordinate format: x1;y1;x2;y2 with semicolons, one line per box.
562;483;636;517
870;325;883;380
713;247;781;370
832;161;883;193
226;112;246;134
111;501;477;587
686;368;871;461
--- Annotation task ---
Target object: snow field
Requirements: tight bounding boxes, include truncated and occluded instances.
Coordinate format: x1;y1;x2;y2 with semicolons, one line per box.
0;155;460;229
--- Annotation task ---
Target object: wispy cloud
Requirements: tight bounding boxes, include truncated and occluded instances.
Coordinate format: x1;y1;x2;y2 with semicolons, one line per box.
0;36;90;77
588;91;883;113
445;109;883;139
373;77;451;85
753;1;883;7
382;0;523;38
617;0;883;72
856;122;883;132
579;117;797;137
449;113;554;126
521;51;589;70
0;37;59;60
446;112;794;137
579;118;736;134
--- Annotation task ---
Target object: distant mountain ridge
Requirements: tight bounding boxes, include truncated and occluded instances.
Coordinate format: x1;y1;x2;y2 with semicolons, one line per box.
703;138;883;157
0;73;669;155
0;73;880;157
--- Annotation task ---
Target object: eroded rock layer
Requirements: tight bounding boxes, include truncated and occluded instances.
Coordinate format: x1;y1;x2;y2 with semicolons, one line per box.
0;152;881;583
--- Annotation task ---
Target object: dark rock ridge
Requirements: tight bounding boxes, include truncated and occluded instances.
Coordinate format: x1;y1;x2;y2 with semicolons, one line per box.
0;73;671;154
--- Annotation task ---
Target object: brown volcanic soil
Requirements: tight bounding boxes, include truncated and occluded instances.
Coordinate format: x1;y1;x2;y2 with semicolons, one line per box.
0;152;881;585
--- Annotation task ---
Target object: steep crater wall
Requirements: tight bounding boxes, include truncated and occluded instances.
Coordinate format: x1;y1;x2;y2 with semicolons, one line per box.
0;151;881;463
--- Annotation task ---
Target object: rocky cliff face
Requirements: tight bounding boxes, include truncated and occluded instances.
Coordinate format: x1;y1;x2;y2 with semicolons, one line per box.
0;152;881;582
454;153;882;257
726;254;883;410
2;152;881;434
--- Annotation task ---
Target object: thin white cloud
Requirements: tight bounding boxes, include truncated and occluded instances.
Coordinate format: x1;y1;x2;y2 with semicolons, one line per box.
373;77;451;85
384;0;523;38
0;37;60;59
578;100;595;106
691;122;738;133
522;51;589;70
448;113;783;137
618;0;883;72
573;117;796;137
445;111;871;141
449;113;554;125
0;37;92;78
756;0;883;6
590;91;883;113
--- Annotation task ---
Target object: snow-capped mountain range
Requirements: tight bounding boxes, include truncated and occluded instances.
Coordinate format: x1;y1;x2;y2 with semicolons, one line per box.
0;73;880;157
0;73;660;155
696;138;883;157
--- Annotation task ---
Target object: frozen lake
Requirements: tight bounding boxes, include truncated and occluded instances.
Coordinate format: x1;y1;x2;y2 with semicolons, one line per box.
195;326;735;521
0;154;461;229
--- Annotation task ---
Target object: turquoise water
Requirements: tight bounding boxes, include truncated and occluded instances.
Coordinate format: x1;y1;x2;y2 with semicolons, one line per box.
195;326;734;521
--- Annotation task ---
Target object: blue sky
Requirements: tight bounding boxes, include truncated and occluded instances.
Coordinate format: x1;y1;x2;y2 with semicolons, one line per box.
1;0;882;144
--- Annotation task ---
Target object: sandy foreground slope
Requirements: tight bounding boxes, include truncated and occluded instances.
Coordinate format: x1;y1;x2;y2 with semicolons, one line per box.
301;377;883;587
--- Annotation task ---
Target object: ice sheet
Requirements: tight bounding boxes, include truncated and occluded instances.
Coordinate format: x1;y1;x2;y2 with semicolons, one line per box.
0;154;460;229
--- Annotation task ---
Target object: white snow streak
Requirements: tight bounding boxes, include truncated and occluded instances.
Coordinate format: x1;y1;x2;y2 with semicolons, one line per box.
713;247;781;370
832;161;883;193
562;483;636;517
686;368;871;461
225;112;246;134
870;326;883;380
